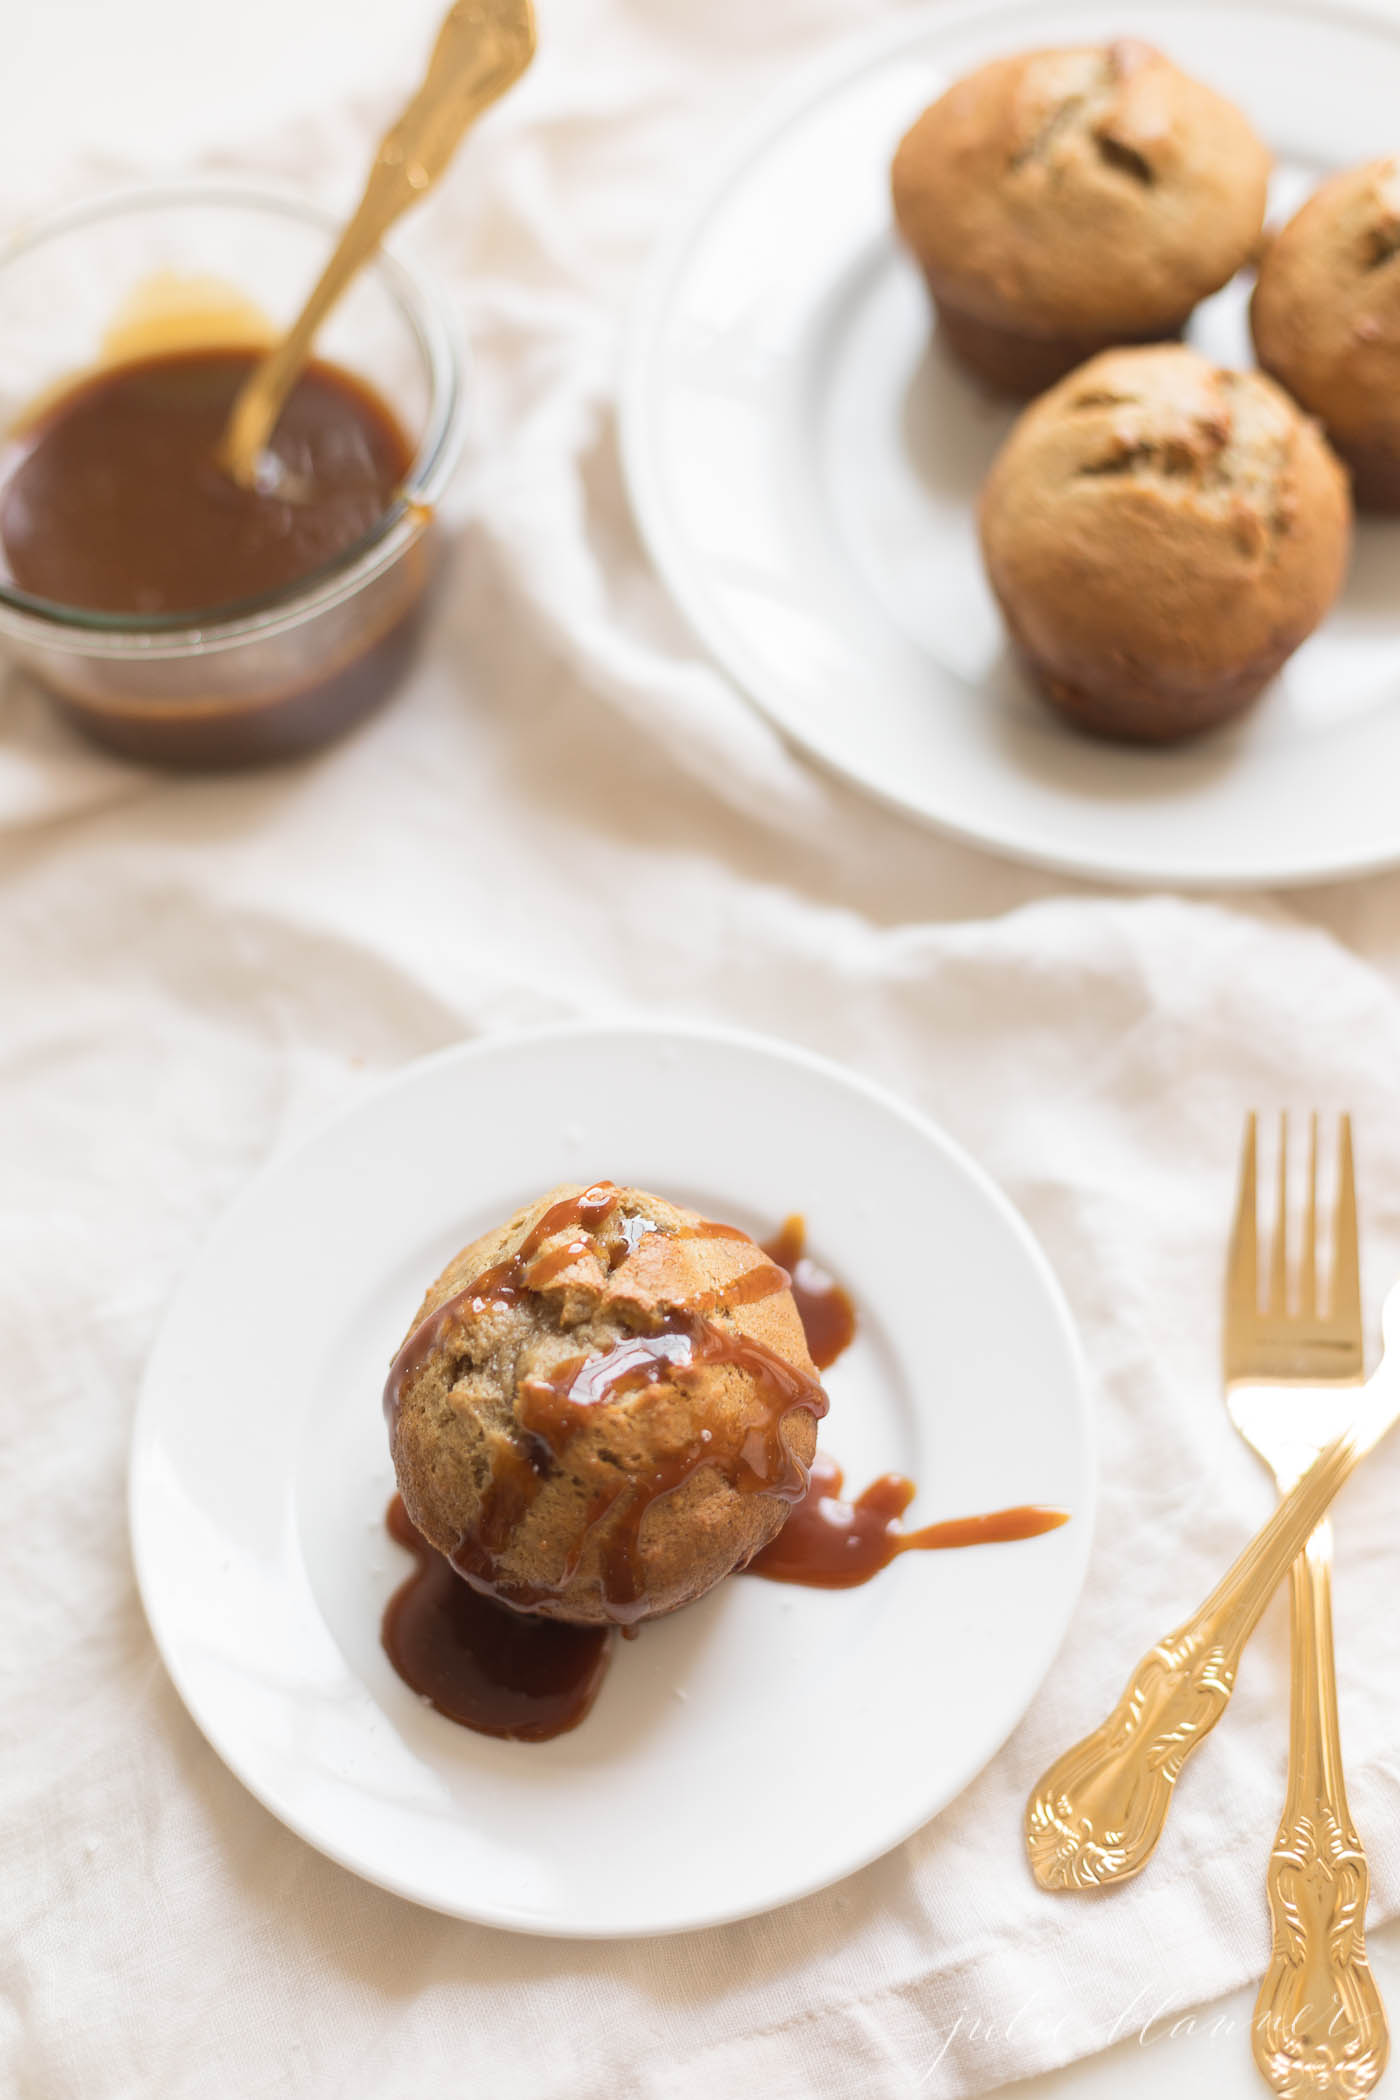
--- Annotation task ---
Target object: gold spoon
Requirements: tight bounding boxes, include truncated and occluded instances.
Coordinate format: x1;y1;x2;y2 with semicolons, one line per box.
219;0;537;491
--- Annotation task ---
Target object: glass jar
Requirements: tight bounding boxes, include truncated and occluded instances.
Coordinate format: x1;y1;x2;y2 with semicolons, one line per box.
0;181;465;767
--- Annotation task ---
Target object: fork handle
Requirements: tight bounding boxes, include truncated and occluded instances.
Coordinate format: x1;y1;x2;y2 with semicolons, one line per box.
1025;1418;1375;1892
1253;1521;1388;2095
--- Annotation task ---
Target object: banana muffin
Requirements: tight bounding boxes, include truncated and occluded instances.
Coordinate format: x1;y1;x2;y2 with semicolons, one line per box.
1252;158;1400;510
892;41;1271;396
978;344;1351;742
384;1182;824;1626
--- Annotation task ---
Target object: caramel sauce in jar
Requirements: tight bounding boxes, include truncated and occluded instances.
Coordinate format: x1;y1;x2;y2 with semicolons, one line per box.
0;341;432;767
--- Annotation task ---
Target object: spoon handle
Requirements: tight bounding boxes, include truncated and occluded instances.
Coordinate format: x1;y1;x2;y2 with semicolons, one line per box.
1025;1353;1400;1891
221;0;536;485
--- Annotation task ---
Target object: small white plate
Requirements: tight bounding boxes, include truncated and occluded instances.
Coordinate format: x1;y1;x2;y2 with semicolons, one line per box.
130;1023;1092;1936
621;0;1400;889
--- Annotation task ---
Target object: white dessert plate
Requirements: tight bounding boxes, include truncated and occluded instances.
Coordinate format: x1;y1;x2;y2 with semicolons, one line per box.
621;0;1400;889
130;1022;1092;1937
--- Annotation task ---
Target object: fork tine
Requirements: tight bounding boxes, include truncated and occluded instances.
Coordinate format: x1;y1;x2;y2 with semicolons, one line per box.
1268;1112;1289;1318
1300;1112;1318;1321
1331;1113;1361;1340
1227;1112;1259;1333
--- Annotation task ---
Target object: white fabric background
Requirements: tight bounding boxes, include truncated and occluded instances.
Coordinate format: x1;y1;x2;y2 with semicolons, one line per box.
6;3;1400;2096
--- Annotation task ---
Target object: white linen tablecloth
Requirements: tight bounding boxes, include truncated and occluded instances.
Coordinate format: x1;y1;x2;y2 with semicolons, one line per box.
6;3;1400;2095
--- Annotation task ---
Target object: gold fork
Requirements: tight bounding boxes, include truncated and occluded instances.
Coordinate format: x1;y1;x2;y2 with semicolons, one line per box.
1026;1145;1400;1907
1227;1113;1387;2096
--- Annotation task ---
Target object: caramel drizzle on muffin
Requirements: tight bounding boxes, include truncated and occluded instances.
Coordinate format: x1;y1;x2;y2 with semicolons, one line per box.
383;1184;828;1621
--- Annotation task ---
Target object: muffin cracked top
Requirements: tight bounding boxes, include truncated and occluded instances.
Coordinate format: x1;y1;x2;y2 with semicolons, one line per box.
892;41;1269;390
978;345;1350;742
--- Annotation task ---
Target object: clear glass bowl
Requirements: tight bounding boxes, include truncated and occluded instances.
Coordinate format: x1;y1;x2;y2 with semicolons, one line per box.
0;181;464;767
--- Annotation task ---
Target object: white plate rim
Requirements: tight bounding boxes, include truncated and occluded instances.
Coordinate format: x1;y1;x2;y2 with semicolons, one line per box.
619;0;1400;892
128;1017;1096;1936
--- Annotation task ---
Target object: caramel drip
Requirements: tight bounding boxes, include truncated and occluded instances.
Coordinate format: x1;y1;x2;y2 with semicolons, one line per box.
476;1301;828;1621
747;1453;1069;1589
759;1216;856;1371
381;1494;612;1741
528;1330;695;1411
465;1182;621;1312
381;1182;622;1429
668;1258;791;1317
522;1236;595;1290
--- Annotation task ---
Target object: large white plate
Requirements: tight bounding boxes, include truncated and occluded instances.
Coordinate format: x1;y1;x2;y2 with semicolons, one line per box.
129;1023;1092;1937
621;0;1400;889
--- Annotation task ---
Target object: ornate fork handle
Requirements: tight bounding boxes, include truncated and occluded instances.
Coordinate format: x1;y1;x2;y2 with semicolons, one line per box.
1026;1404;1385;1892
1253;1522;1388;2098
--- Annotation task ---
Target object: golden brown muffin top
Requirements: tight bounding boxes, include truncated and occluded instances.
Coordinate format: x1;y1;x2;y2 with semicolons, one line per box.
1252;157;1400;449
893;41;1270;335
979;345;1350;689
386;1182;823;1625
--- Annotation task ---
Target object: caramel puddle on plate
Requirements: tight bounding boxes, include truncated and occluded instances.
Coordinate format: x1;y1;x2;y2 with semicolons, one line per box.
745;1452;1069;1588
382;1493;614;1742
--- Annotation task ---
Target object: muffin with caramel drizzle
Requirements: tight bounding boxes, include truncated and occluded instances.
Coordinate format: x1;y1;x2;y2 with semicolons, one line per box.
384;1183;825;1626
